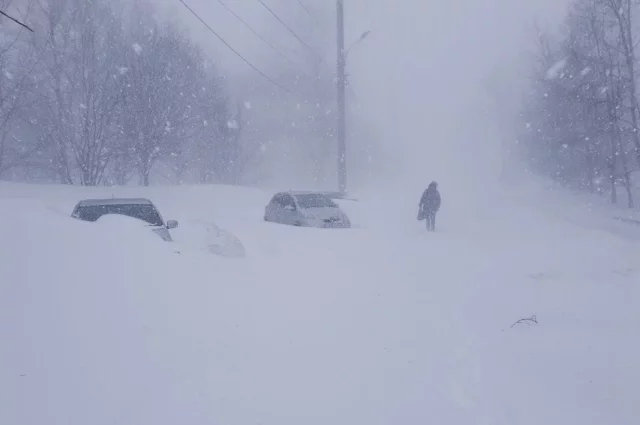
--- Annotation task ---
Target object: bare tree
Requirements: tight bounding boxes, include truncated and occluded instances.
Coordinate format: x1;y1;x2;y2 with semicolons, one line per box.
517;0;640;207
32;0;127;185
0;0;238;186
602;0;640;164
0;0;40;177
121;13;210;186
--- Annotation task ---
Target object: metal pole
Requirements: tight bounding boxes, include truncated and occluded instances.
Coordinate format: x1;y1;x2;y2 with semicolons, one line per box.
336;0;347;194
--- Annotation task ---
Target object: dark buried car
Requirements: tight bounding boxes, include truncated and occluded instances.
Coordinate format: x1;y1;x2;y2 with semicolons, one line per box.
71;198;178;241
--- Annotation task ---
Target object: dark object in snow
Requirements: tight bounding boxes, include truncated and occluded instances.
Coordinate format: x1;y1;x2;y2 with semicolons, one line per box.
70;198;179;242
418;181;441;232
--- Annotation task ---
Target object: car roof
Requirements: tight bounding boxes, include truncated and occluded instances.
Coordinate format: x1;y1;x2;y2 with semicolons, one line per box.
289;191;319;195
271;191;357;202
288;191;333;197
76;198;153;206
292;191;358;201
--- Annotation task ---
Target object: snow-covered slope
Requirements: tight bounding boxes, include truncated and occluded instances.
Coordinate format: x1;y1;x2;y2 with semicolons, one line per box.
1;182;638;424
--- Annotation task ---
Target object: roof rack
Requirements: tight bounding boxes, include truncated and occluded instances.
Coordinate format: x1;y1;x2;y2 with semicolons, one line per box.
77;198;153;206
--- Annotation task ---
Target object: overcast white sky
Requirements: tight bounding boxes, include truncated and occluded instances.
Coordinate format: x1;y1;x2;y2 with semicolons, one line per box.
157;0;571;190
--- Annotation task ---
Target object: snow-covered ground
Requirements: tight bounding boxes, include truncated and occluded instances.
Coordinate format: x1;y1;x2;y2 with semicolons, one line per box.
1;181;639;424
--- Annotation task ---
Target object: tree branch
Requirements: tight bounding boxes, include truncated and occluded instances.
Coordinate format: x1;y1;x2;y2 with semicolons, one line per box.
510;315;538;328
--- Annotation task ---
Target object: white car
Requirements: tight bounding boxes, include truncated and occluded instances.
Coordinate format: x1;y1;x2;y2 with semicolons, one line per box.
264;191;351;228
71;198;178;241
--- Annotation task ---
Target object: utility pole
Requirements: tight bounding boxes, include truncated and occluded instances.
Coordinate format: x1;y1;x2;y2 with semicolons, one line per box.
336;0;347;194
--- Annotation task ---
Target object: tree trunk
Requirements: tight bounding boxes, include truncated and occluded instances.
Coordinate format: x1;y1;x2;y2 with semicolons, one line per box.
623;172;634;208
585;148;596;193
80;167;98;187
138;146;153;186
610;130;618;205
140;169;150;186
610;172;617;204
615;129;635;208
612;2;640;165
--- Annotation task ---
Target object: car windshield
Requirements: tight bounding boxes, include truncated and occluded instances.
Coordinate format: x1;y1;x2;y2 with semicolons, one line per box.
294;194;337;209
75;204;164;226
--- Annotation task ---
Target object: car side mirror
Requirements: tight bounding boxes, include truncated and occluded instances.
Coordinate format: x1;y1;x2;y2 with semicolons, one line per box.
166;220;178;229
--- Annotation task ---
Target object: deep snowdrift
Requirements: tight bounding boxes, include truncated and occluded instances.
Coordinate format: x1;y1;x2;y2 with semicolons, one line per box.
0;181;638;425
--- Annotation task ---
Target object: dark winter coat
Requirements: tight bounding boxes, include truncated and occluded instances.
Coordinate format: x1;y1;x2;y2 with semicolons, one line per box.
419;186;441;213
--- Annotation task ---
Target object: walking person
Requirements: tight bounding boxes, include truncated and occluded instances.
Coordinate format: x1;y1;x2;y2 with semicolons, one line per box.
418;181;441;231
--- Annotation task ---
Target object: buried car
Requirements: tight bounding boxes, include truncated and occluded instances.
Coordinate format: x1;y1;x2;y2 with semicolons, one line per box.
264;191;351;228
71;198;178;241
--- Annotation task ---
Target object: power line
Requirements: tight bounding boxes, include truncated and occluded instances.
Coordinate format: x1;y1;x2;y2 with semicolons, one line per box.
215;0;297;67
0;10;34;32
256;0;320;59
293;0;321;28
178;0;291;93
294;0;312;16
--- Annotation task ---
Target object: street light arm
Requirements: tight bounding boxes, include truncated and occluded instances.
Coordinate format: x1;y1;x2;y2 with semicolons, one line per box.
344;30;371;58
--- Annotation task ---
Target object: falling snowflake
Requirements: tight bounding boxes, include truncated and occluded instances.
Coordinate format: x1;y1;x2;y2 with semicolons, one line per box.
227;120;239;129
132;43;143;54
118;67;129;75
244;101;252;110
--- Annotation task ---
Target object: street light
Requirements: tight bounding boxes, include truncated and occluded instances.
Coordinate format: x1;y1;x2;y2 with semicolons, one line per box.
345;30;371;58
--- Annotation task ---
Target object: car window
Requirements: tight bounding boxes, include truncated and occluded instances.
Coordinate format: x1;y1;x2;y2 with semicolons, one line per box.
271;194;285;206
294;194;337;208
272;194;294;208
75;204;164;226
281;195;296;208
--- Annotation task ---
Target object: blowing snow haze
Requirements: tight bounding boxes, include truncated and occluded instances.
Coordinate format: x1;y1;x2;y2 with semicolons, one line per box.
155;0;571;190
3;1;640;425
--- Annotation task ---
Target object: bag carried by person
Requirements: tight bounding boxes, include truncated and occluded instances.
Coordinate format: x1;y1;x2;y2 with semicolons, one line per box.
417;208;425;220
